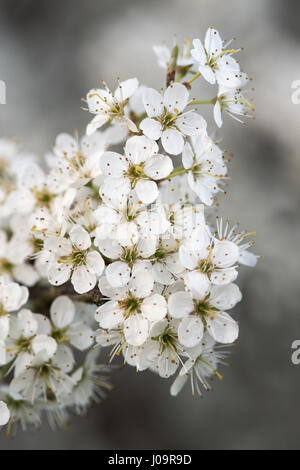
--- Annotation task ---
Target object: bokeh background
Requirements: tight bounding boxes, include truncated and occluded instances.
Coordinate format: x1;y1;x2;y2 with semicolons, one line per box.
0;0;300;450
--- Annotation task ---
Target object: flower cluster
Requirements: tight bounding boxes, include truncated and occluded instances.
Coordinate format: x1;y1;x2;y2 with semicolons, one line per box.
0;27;257;433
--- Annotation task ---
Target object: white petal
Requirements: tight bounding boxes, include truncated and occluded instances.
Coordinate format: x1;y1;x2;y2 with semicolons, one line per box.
0;401;10;426
206;311;238;343
144;154;173;180
141;294;167;322
100;177;131;208
161;129;184;155
135;180;158;204
140;118;162;140
182;142;194;169
177;112;207;136
239;250;258;267
152;262;173;285
52;344;75;373
86;250;105;275
210;267;238;285
184;270;210;299
32;334;57;360
86;114;108;136
198;64;216;84
130;262;154;298
0;316;9;341
163;83;189;114
210;283;242;311
95;300;124;328
34;314;52;335
204;27;222;57
71;265;97;294
69;225;91;250
143;88;164;117
125;135;158;165
213;100;223;128
100;151;128;176
179;245;198;270
114;78;139;102
17;309;38;338
212;240;239;268
191;39;206;65
50;295;75;328
48;262;72;286
168;291;194;319
67;324;94;351
158;349;179;378
95;238;123;259
105;261;131;288
178;316;204;347
13;264;39;287
124;314;149;346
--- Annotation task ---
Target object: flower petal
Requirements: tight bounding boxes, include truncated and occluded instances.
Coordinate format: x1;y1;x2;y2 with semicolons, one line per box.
163;83;189;114
124;314;149;346
161;128;184;155
95;300;124;328
206;311;238;343
144;154;173;179
178;315;204;347
143;88;164;117
71;265;97;294
100;151;128;176
50;295;75;328
125;135;158;164
105;261;131;288
140;118;162;140
168;291;194;319
141;294;167;322
135;180;158;204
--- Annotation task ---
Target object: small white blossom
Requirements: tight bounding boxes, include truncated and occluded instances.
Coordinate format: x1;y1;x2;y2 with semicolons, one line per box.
140;83;206;155
85;78;139;135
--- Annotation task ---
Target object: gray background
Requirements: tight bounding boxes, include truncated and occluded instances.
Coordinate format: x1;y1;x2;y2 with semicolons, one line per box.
0;0;300;450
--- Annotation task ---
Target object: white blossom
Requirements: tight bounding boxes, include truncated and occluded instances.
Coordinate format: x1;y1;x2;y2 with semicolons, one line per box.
140;83;206;155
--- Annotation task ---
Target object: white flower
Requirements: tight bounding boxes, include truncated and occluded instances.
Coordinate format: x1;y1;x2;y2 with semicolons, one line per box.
0;230;39;287
168;283;241;345
95;267;167;347
148;319;181;378
170;334;227;396
0;277;29;364
65;349;113;413
44;225;104;293
50;296;94;351
10;355;74;403
47;132;108;191
100;135;173;204
180;232;240;286
140;83;206;155
191;27;247;88
215;218;258;267
153;43;194;70
214;86;254;127
97;238;156;288
0;400;10;425
0;388;41;433
182;134;227;205
94;191;168;246
85;78;139;135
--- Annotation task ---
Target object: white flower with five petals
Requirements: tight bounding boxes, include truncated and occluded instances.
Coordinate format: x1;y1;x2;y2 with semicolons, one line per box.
140;83;206;155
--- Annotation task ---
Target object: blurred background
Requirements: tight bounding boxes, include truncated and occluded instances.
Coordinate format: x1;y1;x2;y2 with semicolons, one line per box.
0;0;300;450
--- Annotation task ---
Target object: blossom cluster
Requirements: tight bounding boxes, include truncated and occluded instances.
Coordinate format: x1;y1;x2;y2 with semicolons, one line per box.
0;27;257;433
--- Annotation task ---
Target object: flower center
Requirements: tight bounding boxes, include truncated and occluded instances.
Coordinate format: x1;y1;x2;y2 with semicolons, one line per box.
157;108;179;131
119;294;142;316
